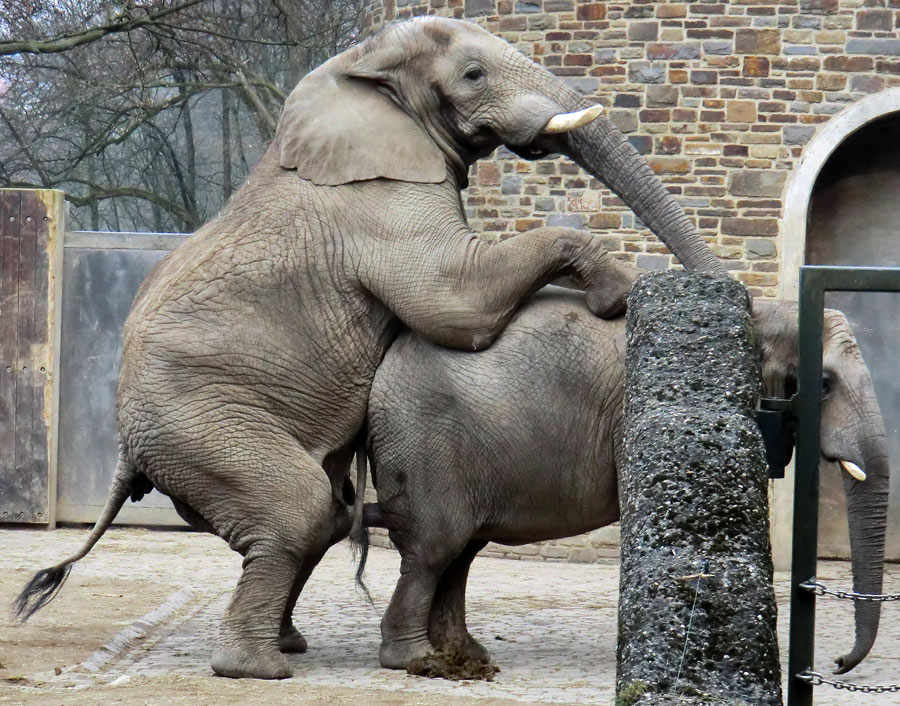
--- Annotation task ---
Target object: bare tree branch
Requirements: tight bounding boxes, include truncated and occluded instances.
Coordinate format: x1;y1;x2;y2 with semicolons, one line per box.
0;0;207;57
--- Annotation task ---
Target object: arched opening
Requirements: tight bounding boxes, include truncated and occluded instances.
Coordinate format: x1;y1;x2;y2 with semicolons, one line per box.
803;109;900;561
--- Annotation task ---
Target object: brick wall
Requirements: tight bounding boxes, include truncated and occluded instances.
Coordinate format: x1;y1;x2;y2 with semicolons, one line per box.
361;0;900;562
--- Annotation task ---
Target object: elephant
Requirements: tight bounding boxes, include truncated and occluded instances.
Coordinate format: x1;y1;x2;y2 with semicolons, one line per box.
13;17;726;680
364;287;890;675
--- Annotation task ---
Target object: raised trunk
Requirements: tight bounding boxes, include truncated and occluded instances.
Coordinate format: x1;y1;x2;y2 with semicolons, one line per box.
562;114;725;275
834;451;890;673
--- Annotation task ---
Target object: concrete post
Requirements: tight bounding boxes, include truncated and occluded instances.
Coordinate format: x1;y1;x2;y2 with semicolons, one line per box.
618;272;782;706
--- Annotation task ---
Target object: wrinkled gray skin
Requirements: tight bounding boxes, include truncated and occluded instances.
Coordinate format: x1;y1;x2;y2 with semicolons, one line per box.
366;291;889;675
14;18;724;681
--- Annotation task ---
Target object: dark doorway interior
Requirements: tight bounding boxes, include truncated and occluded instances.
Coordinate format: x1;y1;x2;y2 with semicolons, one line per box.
807;111;900;560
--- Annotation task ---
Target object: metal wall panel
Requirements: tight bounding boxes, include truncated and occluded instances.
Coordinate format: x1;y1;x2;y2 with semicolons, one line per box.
56;232;189;526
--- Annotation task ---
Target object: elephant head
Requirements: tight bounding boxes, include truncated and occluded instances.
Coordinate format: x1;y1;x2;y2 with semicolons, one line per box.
754;300;890;674
276;17;723;275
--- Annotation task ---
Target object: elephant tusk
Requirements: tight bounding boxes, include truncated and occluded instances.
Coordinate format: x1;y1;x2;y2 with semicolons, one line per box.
542;104;604;134
840;459;867;482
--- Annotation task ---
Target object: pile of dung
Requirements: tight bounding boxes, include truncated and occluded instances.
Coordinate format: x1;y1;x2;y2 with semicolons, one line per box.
406;645;500;681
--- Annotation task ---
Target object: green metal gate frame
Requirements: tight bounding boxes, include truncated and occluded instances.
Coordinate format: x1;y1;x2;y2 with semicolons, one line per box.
788;265;900;706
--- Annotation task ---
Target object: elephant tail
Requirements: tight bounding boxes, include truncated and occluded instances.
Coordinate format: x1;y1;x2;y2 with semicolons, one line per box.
348;443;373;606
13;452;139;622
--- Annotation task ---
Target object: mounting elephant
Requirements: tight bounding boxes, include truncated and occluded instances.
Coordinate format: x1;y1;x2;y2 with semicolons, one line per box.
14;17;725;680
365;288;890;675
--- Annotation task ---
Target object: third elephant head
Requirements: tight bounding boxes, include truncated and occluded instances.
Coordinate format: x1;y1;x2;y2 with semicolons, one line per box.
755;300;891;674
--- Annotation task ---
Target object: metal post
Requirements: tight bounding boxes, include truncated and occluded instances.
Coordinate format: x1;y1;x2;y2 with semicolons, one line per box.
787;267;824;706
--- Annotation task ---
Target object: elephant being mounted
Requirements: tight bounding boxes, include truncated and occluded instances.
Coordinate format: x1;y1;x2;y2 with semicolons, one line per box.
15;17;724;680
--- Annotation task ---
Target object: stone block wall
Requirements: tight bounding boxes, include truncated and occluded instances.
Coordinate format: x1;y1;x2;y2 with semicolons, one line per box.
361;0;900;562
363;0;900;299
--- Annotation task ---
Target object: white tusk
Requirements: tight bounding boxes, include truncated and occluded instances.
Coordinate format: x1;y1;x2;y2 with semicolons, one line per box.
840;459;867;482
541;104;604;134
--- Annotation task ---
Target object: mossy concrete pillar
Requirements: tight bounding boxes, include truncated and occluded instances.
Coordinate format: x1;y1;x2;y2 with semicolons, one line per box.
618;272;781;706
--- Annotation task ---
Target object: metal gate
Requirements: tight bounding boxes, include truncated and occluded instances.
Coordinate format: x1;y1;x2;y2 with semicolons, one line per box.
789;265;900;705
54;230;189;526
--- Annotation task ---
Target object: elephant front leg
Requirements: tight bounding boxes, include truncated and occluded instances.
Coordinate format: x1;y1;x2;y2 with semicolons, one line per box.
428;540;490;662
428;540;489;662
380;552;450;670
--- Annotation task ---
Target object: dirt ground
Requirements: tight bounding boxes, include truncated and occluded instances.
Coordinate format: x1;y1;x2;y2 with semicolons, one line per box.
0;527;897;705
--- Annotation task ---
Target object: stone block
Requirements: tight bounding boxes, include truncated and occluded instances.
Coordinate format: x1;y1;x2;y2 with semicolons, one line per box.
610;109;639;133
742;56;770;77
746;238;777;259
628;21;659;42
628;135;653;154
576;2;606;21
691;70;718;84
783;124;816;145
640;109;671;122
647;42;702;60
857;9;894;31
850;74;886;93
846;38;900;55
816;73;846;90
647;157;691;174
721;217;779;236
477;162;501;186
514;0;540;12
647;85;678;108
704;40;734;55
728;170;787;197
655;135;682;154
547;213;587;229
657;3;687;18
636;253;669;271
615;93;642;108
800;0;838;13
735;29;781;55
824;55;875;71
501;175;523;194
727;100;757;123
464;0;495;15
588;212;622;229
628;61;666;84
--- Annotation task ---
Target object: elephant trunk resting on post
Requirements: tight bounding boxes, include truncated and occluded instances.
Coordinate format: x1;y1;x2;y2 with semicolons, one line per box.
365;289;890;675
14;17;724;680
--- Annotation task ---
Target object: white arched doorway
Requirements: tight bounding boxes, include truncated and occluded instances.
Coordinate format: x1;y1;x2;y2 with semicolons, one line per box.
776;89;900;565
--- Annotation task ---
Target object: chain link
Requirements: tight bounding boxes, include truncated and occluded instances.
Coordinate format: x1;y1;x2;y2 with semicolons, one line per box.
797;670;900;694
800;579;900;602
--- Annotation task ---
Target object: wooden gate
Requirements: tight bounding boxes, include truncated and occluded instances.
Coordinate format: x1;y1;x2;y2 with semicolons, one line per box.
0;189;64;525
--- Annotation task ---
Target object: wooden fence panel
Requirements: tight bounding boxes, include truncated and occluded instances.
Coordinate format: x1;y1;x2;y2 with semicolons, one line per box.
0;189;63;524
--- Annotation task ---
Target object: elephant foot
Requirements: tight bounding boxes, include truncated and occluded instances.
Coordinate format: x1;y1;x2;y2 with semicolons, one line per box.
379;637;433;670
437;633;490;663
279;624;308;654
211;644;293;680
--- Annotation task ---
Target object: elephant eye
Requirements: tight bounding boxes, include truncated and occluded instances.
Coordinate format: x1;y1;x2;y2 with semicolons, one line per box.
463;66;485;82
822;372;834;399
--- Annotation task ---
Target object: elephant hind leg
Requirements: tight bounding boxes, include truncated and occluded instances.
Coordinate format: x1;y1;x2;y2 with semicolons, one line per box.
205;446;342;679
278;552;325;654
428;540;489;662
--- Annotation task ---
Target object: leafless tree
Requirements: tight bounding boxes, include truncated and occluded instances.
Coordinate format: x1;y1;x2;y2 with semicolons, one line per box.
0;0;362;231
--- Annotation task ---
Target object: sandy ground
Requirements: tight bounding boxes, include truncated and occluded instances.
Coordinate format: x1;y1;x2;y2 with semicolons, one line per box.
0;527;897;705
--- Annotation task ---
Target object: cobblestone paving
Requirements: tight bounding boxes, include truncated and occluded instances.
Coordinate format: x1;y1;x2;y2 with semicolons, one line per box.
3;528;898;704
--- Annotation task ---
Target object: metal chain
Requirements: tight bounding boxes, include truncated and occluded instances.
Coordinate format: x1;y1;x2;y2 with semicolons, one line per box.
800;579;900;602
797;670;900;694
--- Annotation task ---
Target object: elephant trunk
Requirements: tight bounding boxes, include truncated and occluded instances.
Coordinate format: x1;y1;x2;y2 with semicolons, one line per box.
834;449;890;674
561;108;725;275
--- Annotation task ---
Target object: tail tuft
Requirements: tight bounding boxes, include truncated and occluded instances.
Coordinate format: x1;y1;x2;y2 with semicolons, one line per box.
349;527;374;607
13;565;73;622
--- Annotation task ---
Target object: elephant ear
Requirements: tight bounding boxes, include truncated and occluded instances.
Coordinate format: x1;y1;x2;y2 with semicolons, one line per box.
278;63;447;186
